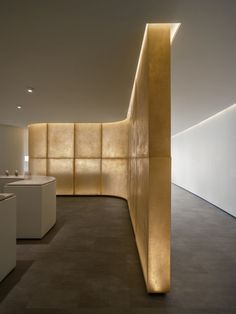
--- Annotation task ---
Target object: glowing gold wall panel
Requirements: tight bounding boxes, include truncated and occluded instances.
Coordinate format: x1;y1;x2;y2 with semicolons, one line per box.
48;159;73;195
75;123;101;158
128;158;137;229
28;24;172;294
48;123;74;158
102;120;129;158
148;157;170;292
148;25;170;158
29;158;47;175
135;37;149;158
127;24;171;293
135;157;149;283
102;159;128;199
28;123;47;158
129;97;137;158
75;159;101;195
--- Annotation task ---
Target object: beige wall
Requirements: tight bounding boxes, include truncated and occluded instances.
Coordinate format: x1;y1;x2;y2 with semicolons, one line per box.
28;24;171;293
0;124;25;175
172;104;236;218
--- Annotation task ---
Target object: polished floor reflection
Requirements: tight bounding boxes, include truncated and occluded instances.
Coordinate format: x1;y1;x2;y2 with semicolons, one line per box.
0;185;236;313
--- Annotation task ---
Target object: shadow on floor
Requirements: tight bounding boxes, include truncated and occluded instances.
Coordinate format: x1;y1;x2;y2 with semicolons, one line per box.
0;260;34;302
16;219;65;245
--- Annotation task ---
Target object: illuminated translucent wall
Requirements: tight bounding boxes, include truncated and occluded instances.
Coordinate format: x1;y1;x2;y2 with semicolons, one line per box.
28;120;128;198
127;24;171;293
28;23;172;293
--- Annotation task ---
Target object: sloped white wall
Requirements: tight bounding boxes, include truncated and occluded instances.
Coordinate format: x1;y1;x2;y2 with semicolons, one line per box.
172;104;236;218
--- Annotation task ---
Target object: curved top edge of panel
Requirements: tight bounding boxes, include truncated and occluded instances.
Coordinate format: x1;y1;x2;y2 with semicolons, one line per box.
28;123;47;128
28;119;130;129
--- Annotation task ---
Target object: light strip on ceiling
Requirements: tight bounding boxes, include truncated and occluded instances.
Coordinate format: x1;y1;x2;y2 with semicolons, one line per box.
172;103;236;138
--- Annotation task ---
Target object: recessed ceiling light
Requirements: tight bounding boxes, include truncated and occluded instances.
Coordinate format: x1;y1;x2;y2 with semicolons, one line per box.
17;105;22;109
27;88;34;93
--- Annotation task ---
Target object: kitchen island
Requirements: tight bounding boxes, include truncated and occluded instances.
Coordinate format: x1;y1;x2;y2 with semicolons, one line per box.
4;176;56;239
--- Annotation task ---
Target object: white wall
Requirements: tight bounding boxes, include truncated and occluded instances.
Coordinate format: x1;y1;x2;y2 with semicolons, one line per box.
172;104;236;217
0;125;26;175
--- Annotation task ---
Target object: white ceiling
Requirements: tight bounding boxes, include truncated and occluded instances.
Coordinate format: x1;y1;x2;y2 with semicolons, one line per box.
0;0;235;134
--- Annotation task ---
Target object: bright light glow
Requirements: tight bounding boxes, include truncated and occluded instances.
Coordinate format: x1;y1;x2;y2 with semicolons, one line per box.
127;24;148;119
24;155;29;162
170;23;181;43
17;105;22;109
27;88;34;93
134;24;148;84
127;23;180;119
173;103;236;138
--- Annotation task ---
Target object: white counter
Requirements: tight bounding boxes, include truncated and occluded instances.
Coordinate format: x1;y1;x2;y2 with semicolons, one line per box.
0;175;24;192
4;176;56;239
6;176;55;186
0;193;16;281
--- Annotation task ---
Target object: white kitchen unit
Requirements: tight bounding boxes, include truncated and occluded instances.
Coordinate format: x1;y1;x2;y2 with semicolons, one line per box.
4;176;56;239
0;193;16;282
0;175;24;192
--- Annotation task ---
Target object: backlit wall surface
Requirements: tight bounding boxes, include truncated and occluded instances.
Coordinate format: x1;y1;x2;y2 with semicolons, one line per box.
127;24;171;293
29;24;171;293
29;121;128;198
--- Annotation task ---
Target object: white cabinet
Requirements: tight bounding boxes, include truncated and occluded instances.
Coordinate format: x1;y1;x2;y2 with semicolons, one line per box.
4;176;56;239
0;194;16;282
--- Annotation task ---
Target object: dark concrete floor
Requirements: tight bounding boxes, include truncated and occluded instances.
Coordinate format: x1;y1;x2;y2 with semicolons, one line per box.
0;185;236;313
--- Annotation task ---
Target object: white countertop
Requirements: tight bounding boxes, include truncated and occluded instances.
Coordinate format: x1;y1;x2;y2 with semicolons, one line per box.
0;193;15;201
6;176;56;186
